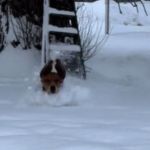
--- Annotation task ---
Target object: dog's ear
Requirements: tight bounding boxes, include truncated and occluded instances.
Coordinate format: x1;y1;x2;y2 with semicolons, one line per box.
40;61;53;78
48;60;53;65
55;59;66;80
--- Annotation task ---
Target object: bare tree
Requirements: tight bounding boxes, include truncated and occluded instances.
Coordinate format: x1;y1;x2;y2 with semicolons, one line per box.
76;3;107;78
15;16;33;49
0;0;10;33
115;0;148;16
10;15;41;49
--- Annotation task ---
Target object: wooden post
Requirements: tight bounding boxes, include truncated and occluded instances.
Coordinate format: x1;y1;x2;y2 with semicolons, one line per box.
41;0;48;66
105;0;110;34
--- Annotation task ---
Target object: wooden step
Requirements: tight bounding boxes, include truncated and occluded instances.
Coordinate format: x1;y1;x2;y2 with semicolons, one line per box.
48;7;75;16
49;43;81;52
48;25;78;34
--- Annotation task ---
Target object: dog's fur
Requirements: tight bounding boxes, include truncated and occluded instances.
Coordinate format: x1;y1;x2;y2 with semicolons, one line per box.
40;59;66;94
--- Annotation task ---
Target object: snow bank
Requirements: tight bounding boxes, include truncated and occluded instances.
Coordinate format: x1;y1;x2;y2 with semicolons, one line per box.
110;1;150;26
0;45;40;79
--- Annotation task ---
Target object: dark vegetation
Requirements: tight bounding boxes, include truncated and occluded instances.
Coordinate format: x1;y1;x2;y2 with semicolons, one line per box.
1;0;43;26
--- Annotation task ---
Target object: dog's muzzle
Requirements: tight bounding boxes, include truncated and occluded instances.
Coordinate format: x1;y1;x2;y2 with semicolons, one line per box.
50;85;56;93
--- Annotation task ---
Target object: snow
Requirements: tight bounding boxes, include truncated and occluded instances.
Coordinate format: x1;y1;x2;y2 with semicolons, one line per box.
50;44;81;52
48;25;78;34
110;0;150;26
0;0;150;150
48;7;75;16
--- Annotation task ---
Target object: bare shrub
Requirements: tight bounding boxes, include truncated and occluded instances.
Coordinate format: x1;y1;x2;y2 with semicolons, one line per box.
0;15;5;51
10;15;41;50
76;3;107;78
115;0;148;16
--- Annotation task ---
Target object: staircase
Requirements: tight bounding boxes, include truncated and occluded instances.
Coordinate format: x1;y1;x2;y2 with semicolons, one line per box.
42;0;83;76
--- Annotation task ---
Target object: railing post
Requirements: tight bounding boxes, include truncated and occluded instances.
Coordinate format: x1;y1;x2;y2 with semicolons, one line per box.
105;0;110;35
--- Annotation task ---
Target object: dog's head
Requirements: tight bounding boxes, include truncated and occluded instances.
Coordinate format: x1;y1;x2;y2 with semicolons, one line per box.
40;59;66;94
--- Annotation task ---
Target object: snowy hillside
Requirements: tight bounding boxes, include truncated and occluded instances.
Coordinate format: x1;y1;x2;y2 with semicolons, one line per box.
0;0;150;150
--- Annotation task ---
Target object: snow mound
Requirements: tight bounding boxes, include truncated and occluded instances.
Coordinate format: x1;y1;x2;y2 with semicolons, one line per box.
0;46;40;79
110;1;150;26
20;77;90;107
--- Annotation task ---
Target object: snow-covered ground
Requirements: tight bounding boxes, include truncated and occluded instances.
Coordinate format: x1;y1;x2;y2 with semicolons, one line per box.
0;0;150;150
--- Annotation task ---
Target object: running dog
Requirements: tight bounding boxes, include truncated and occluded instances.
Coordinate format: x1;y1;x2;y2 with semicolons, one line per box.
40;59;66;94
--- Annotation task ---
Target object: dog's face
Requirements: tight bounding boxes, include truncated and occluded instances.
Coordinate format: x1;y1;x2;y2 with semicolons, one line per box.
41;73;62;94
40;59;66;94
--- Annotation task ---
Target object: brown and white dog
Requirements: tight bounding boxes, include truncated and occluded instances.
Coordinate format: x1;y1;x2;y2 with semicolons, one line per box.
40;59;66;94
